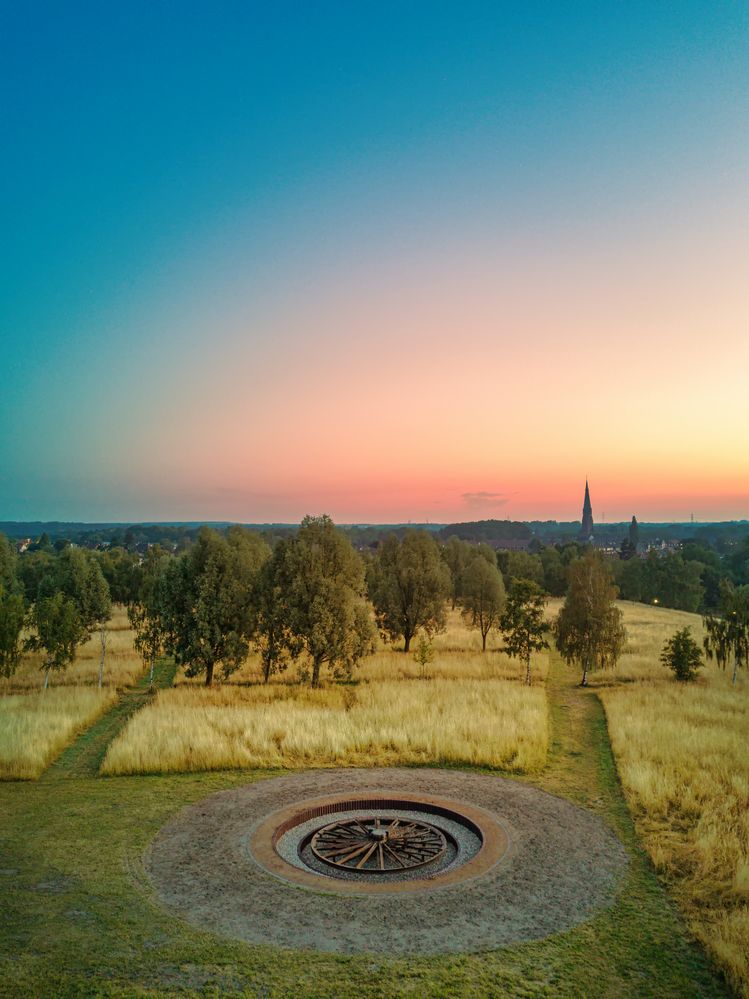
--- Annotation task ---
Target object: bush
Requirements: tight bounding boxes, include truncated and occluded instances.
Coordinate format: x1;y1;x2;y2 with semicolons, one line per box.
660;627;702;682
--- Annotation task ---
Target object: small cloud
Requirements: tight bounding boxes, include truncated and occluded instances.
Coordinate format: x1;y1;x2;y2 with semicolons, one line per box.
461;491;510;510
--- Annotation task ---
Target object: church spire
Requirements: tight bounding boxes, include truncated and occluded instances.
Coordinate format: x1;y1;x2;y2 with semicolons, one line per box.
579;479;594;541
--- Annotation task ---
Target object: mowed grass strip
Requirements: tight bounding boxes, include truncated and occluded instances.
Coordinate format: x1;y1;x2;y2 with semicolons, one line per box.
602;683;748;997
0;687;118;779
101;678;548;776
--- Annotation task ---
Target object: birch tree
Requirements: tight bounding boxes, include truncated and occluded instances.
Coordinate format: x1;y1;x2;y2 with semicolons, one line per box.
499;579;548;685
27;593;86;689
554;551;626;686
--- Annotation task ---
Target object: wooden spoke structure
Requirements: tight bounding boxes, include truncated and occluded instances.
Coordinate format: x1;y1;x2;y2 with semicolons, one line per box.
310;816;447;873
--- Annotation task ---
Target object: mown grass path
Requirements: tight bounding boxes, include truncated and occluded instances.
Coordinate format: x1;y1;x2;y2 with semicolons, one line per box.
41;658;177;781
0;651;732;998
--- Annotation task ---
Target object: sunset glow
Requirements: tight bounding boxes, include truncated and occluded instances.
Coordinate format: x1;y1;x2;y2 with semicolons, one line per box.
2;3;748;523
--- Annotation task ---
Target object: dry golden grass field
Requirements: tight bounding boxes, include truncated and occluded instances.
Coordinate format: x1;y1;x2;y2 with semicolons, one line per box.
103;612;549;776
101;677;548;775
0;686;118;779
0;606;142;779
594;601;748;997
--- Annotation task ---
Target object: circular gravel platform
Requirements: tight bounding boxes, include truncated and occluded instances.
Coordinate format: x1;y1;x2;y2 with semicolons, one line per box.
144;769;628;955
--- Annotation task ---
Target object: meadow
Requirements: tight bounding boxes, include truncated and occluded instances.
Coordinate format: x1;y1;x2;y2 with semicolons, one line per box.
0;606;142;778
594;601;748;997
101;677;548;775
0;686;118;779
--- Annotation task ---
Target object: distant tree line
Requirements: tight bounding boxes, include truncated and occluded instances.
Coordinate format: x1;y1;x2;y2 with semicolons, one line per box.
2;515;746;691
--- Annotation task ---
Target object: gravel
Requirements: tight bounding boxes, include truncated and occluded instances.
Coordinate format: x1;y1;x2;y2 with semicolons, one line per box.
144;768;628;955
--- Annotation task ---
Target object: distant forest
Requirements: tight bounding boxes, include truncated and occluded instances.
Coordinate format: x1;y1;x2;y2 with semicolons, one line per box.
1;517;748;548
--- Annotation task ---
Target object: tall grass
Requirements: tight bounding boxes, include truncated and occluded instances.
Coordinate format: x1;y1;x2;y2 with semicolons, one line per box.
597;603;748;997
0;687;118;779
102;678;548;776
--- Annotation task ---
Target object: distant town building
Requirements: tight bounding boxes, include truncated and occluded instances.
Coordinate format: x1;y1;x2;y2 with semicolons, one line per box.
578;480;594;542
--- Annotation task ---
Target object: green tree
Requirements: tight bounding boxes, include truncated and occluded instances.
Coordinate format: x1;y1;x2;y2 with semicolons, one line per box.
252;544;295;683
460;552;506;651
539;546;567;596
499;579;548;685
0;535;25;678
127;545;170;686
97;547;142;604
441;537;473;608
613;556;643;601
0;533;19;593
157;527;264;686
367;530;450;652
53;547;112;687
554;551;626;686
661;628;702;682
26;593;87;689
412;635;434;679
0;588;25;678
282;515;374;686
658;555;704;612
18;549;56;602
704;581;749;686
498;550;545;588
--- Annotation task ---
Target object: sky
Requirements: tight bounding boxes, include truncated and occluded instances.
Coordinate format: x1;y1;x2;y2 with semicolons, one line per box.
2;2;748;524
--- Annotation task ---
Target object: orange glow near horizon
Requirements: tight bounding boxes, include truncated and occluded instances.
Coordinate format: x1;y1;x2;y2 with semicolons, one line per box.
101;219;749;525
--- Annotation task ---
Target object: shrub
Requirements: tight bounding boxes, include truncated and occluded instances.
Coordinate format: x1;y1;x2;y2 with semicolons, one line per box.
661;627;702;682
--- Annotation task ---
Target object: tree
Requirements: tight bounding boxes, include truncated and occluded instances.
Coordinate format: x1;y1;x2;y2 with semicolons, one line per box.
0;534;25;678
554;551;626;686
282;516;374;687
657;555;704;613
441;537;473;608
499;579;548;685
157;527;265;686
26;593;87;689
18;549;56;602
613;555;643;601
661;628;702;682
0;588;25;678
539;546;567;596
252;542;294;683
367;530;450;653
412;635;434;679
704;581;749;686
460;553;506;651
498;550;545;588
127;545;170;686
618;538;636;561
97;547;142;604
52;547;112;687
